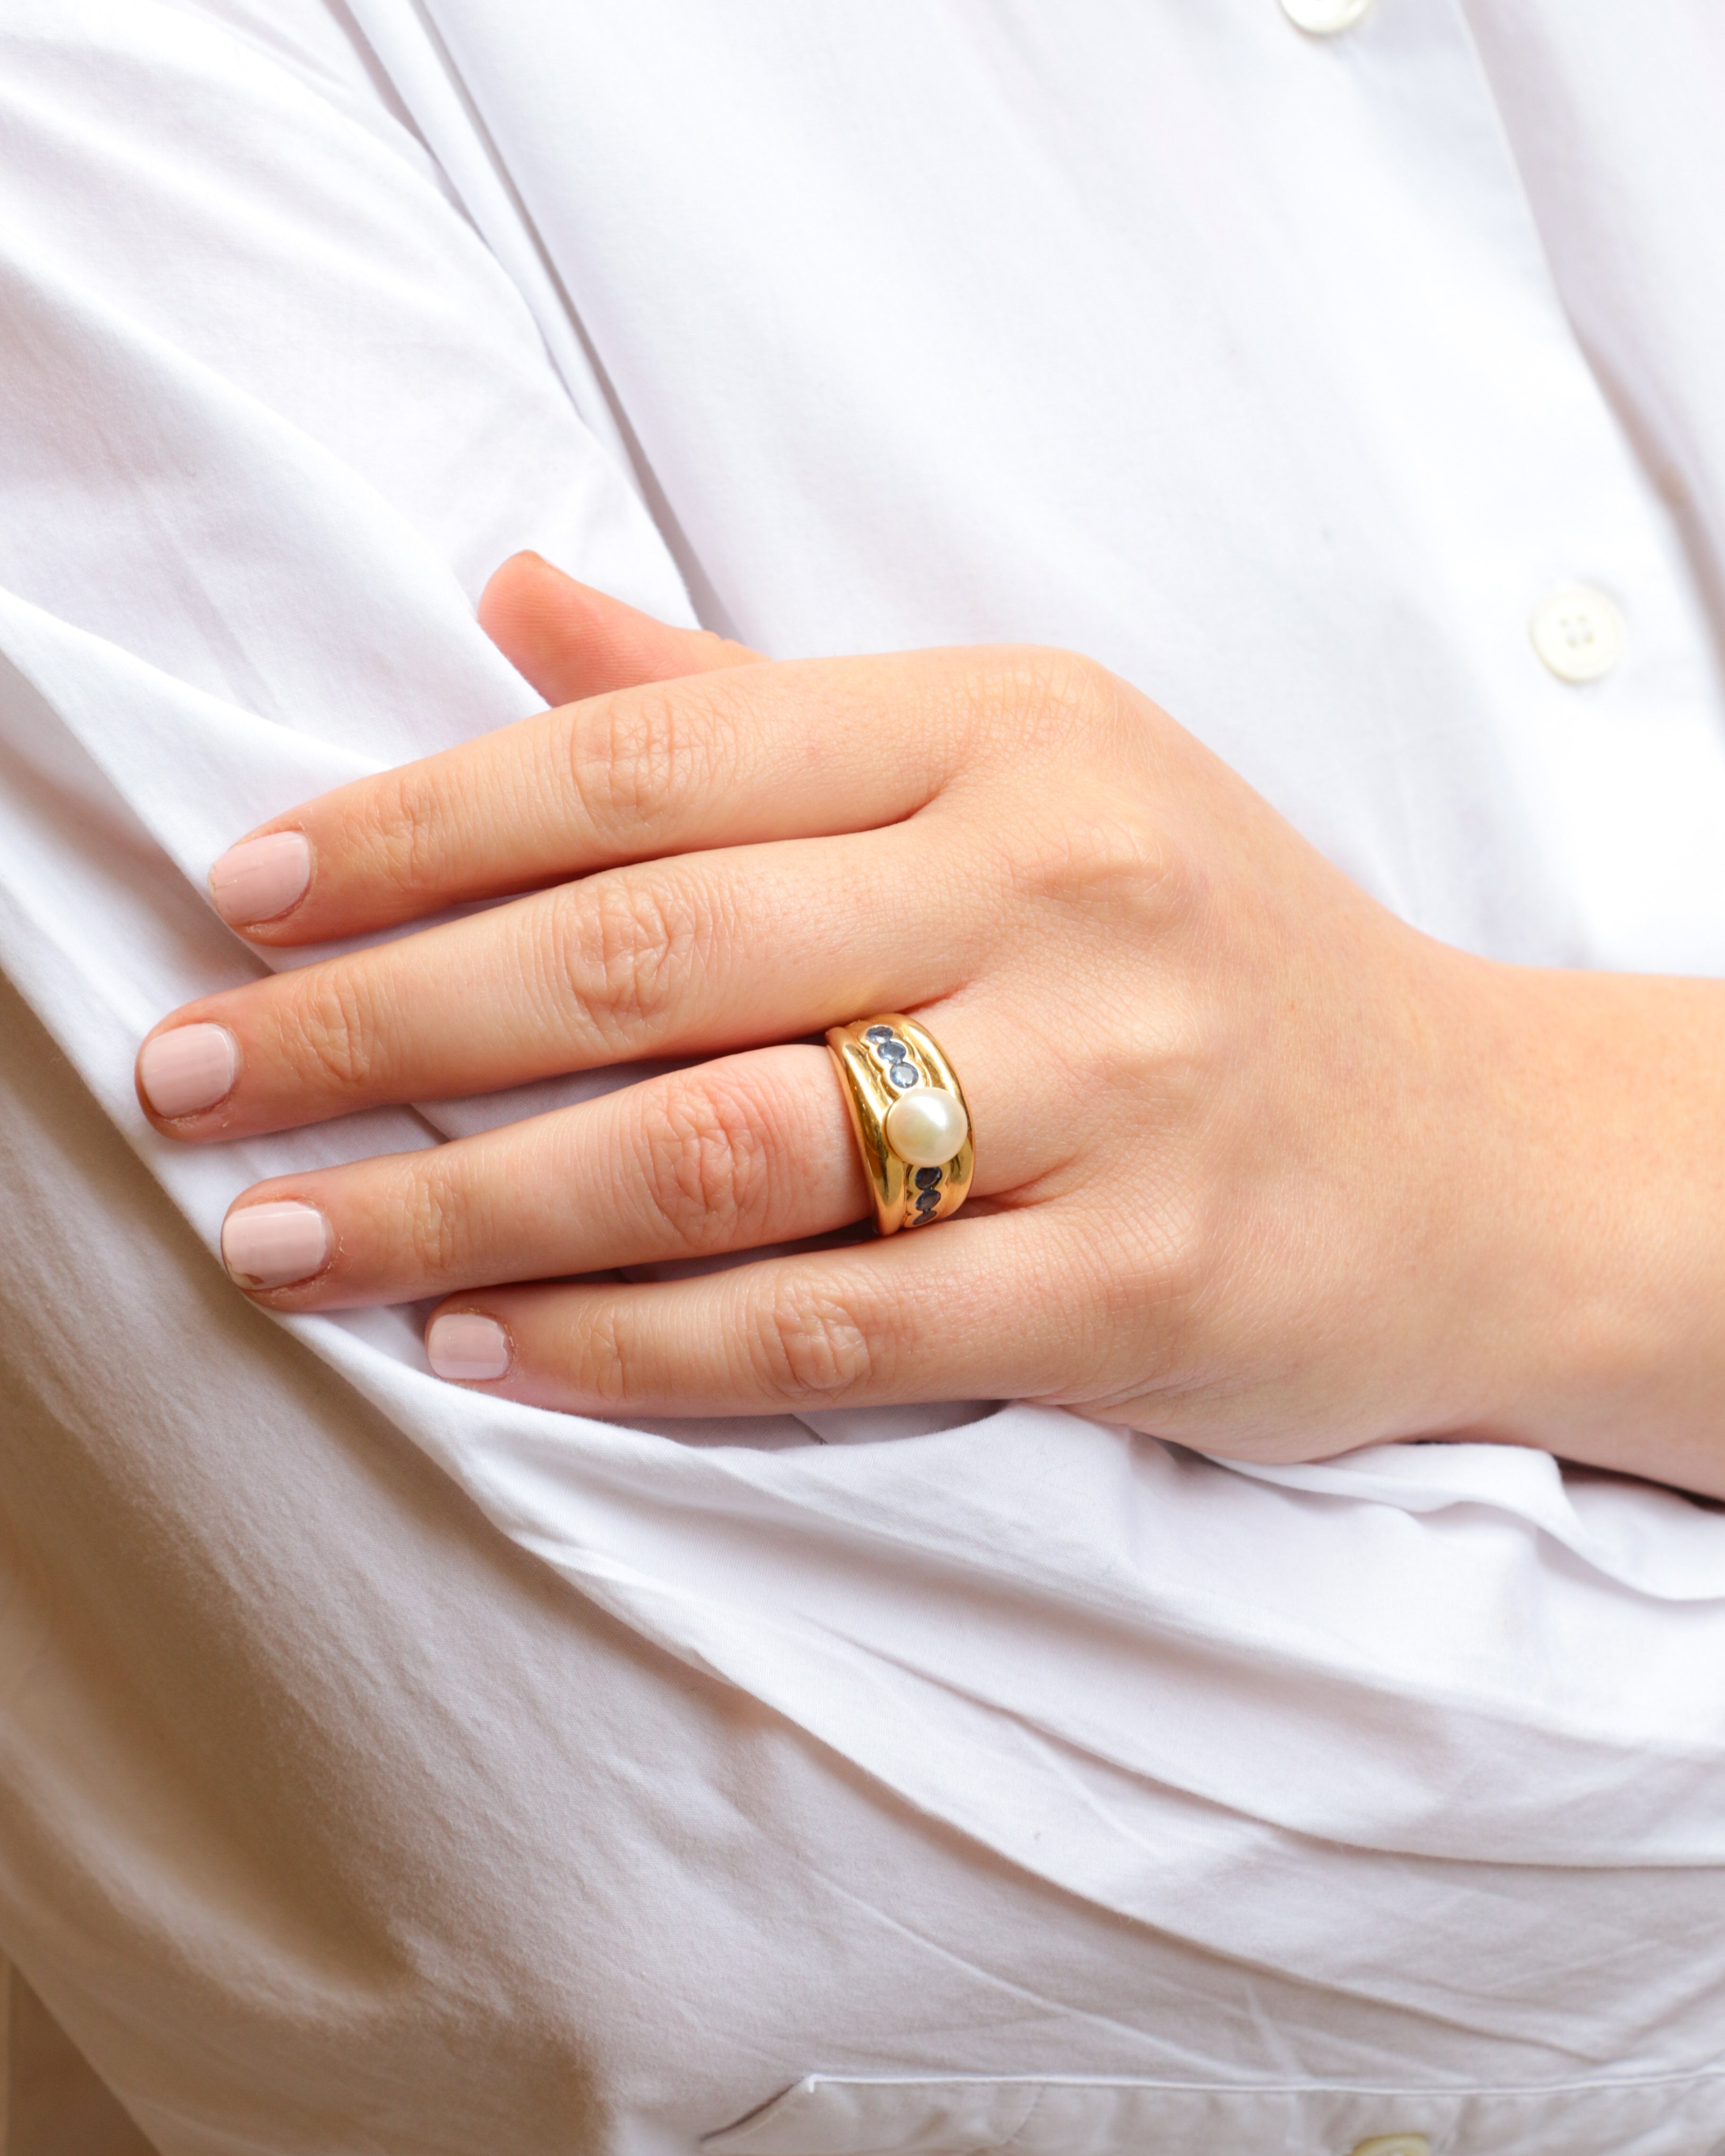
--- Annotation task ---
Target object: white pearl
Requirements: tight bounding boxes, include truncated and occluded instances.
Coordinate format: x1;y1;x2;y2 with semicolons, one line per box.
884;1086;968;1167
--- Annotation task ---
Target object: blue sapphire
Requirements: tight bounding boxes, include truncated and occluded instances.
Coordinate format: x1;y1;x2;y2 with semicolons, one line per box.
864;1025;896;1043
915;1191;941;1216
915;1167;942;1190
888;1062;919;1089
872;1037;907;1063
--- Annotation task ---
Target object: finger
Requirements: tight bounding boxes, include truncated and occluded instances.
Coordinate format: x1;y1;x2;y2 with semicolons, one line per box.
217;1045;869;1307
477;550;760;706
140;824;976;1139
421;1216;1073;1415
207;647;984;947
208;556;758;940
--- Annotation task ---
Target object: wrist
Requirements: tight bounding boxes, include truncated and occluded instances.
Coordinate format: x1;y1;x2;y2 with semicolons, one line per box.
1443;958;1725;1494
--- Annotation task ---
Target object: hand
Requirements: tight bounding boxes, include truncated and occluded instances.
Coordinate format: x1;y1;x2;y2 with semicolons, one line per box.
137;555;1725;1486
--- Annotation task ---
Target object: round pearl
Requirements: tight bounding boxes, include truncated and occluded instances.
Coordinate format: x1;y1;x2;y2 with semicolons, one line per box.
884;1086;968;1168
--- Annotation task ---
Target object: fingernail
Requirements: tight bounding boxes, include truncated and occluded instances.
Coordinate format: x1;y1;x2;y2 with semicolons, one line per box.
427;1313;511;1382
138;1024;239;1118
208;831;311;927
222;1201;330;1288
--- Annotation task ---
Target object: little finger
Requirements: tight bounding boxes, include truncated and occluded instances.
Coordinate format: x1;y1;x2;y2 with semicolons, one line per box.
423;1217;1081;1415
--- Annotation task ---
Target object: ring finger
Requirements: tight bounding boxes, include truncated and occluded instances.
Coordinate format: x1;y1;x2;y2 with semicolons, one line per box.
216;1015;1025;1308
216;1045;861;1304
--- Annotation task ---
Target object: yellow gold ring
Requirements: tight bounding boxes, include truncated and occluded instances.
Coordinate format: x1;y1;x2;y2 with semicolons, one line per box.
825;1014;975;1236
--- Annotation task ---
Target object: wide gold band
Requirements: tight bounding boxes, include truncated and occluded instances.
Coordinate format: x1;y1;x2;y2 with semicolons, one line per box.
825;1014;976;1237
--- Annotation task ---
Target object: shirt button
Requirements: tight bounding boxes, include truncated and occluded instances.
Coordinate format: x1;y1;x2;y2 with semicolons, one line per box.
1280;0;1377;33
1348;2140;1430;2156
1530;583;1626;683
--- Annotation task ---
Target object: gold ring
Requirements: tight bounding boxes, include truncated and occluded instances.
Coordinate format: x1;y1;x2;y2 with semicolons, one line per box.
825;1014;975;1236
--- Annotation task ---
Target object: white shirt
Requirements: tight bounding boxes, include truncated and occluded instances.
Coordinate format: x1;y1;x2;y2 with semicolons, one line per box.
1;2;1723;2150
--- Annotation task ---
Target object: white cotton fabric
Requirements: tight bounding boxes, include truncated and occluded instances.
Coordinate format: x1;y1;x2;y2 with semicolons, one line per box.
703;2071;1725;2156
1;1;1724;2150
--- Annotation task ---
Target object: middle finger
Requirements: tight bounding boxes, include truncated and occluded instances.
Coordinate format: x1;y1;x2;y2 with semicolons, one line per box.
137;824;982;1140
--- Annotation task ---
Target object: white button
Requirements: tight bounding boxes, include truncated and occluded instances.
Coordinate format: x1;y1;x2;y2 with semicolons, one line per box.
1280;0;1377;34
1530;583;1626;683
1348;2139;1430;2156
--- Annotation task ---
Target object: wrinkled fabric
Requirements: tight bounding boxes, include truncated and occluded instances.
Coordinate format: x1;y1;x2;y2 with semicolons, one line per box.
1;1;1724;2150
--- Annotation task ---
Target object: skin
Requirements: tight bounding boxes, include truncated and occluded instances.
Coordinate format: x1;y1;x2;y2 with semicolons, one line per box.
138;553;1725;1495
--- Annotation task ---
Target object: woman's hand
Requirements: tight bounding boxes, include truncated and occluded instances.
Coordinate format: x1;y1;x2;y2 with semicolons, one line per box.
137;555;1725;1487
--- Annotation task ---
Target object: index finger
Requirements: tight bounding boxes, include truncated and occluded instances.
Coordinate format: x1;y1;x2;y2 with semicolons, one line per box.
208;650;980;947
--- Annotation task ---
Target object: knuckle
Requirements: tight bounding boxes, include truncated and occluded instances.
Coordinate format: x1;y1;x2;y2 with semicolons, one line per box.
745;1277;881;1404
574;1302;637;1410
284;967;387;1092
1005;795;1189;927
570;683;726;842
398;1156;477;1282
633;1074;777;1251
982;644;1116;748
1100;1180;1214;1356
353;764;445;896
1029;643;1116;720
551;872;709;1046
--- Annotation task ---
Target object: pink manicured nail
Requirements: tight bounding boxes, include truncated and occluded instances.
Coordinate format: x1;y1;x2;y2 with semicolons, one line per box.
209;831;312;927
138;1024;239;1118
427;1313;511;1382
222;1201;330;1289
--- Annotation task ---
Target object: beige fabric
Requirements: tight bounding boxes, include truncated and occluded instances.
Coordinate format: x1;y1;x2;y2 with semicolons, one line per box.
0;966;1284;2153
0;1956;157;2156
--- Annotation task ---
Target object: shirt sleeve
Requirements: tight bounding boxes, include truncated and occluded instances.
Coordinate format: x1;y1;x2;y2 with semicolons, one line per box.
0;0;697;1217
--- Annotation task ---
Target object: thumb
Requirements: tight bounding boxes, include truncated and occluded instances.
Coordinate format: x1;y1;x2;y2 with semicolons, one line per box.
478;551;762;706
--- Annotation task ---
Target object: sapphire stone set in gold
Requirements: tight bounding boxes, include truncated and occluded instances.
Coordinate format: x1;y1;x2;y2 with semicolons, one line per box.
824;1014;976;1236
